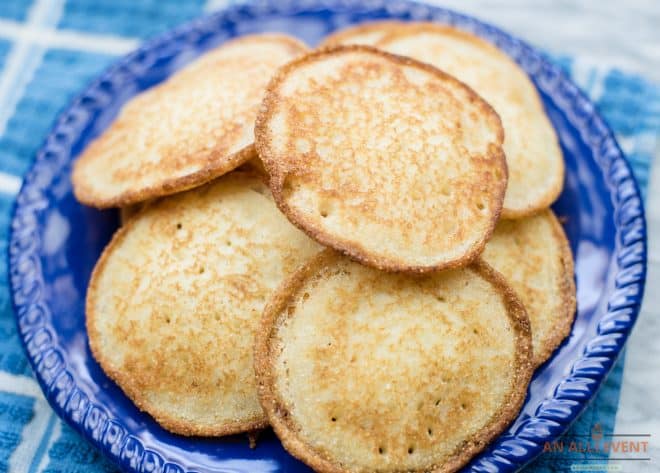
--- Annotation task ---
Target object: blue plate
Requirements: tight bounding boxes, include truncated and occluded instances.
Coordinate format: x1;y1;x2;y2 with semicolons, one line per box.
9;1;647;472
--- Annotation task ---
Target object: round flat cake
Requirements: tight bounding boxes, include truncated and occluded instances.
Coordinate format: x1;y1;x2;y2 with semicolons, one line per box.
483;209;576;365
255;251;533;472
379;24;564;218
73;34;307;208
87;172;320;436
255;46;507;272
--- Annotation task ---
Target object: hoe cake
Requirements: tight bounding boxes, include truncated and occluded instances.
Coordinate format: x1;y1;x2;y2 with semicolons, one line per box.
483;209;576;366
379;24;564;218
73;34;307;208
255;46;507;272
86;173;320;436
255;251;533;473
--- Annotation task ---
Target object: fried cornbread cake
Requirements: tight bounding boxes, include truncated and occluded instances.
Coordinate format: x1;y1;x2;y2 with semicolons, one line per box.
319;20;407;47
73;34;307;208
255;46;507;272
87;172;320;436
483;209;576;366
255;251;533;473
379;24;564;218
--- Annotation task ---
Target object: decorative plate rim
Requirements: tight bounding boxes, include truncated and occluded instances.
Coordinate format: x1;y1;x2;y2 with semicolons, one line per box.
8;1;647;472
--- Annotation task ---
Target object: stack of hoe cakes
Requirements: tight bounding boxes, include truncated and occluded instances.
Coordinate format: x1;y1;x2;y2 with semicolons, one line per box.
74;22;576;473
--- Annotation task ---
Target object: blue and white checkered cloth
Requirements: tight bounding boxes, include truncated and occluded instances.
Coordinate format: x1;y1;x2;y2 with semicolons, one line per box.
0;1;658;472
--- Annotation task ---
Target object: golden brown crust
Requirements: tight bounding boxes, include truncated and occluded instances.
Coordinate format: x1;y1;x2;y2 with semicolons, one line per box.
73;33;309;209
255;45;507;273
318;20;408;47
532;211;576;366
86;171;325;437
74;144;257;209
87;174;271;436
254;250;533;473
377;23;564;219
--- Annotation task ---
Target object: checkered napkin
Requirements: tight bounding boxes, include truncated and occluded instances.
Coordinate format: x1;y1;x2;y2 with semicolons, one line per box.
0;1;657;472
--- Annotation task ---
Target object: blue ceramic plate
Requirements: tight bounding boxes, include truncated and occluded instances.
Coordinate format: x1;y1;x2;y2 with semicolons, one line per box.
9;1;646;472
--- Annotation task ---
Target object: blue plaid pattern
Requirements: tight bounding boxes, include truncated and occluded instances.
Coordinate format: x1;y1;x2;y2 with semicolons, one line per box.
0;393;34;472
0;49;115;177
59;0;206;38
0;2;30;22
0;1;657;472
41;425;117;473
